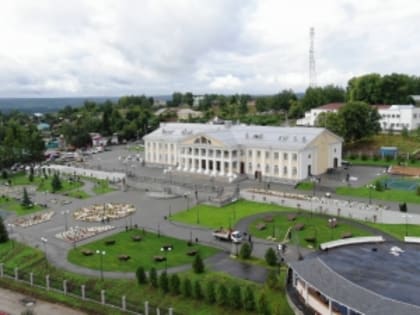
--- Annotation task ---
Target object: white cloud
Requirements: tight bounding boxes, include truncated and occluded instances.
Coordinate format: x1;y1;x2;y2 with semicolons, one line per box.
0;0;420;96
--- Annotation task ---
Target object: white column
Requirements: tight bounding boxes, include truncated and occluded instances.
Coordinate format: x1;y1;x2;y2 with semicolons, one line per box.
228;150;233;176
220;150;225;176
328;299;332;315
204;148;209;174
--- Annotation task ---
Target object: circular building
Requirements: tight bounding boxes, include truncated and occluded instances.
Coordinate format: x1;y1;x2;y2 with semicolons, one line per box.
287;239;420;315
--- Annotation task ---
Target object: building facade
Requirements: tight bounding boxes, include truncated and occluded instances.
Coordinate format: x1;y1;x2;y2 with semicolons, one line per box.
143;123;342;182
297;103;420;131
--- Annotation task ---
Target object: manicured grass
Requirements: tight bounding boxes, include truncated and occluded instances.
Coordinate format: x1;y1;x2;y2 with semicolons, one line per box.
336;185;420;204
249;213;372;248
93;180;115;195
68;229;219;272
0;196;44;216
365;222;420;240
127;145;144;152
172;200;296;229
295;181;315;191
37;177;84;193
0;241;44;269
345;133;420;154
65;189;90;199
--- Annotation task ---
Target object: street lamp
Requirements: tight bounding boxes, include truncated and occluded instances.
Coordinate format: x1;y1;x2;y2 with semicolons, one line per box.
96;250;106;281
41;237;48;270
328;218;337;240
160;245;173;272
61;209;70;231
402;214;413;236
366;184;376;204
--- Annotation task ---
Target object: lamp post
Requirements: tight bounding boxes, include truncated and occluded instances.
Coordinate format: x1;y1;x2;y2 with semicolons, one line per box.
160;245;173;272
402;214;412;236
96;250;106;281
61;209;70;231
328;218;337;240
366;184;376;204
7;224;14;248
41;237;48;270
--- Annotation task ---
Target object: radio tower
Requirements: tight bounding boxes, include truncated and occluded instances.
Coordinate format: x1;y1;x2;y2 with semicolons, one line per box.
309;27;317;87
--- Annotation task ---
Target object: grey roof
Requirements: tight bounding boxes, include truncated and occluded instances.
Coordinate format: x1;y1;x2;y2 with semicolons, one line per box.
143;123;341;150
290;257;420;315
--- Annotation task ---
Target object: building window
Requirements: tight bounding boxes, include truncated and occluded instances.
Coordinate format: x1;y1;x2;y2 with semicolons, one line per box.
265;165;270;173
274;165;279;175
292;167;297;176
292;153;297;161
248;163;252;172
274;152;279;159
283;153;288;160
265;151;270;159
283;166;288;175
257;151;261;158
248;150;252;158
308;154;311;159
170;144;174;150
414;114;417;119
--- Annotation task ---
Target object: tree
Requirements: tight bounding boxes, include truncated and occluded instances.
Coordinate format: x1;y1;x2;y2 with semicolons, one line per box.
1;170;8;180
193;280;203;300
301;87;327;110
21;187;32;208
149;267;158;288
169;273;181;295
51;173;62;193
399;202;408;212
136;266;147;285
417;185;420;196
271;89;297;111
228;284;242;309
192;252;204;273
239;242;252;259
315;112;344;136
0;217;9;243
171;92;183;107
265;270;279;289
28;166;34;182
216;283;228;306
183;92;194;107
265;247;277;266
243;286;256;311
181;277;192;298
205;281;216;304
338;102;381;142
159;271;169;293
346;73;383;104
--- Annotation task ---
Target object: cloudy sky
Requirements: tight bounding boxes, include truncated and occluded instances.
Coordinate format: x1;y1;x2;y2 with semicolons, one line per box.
1;0;420;97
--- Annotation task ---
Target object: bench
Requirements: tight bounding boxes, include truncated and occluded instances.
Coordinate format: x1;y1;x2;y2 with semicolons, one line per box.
82;249;93;256
105;240;116;245
154;256;166;262
118;255;131;261
256;223;267;231
187;250;198;256
294;223;305;231
304;236;316;243
263;215;273;223
131;235;142;242
287;214;297;221
341;232;353;239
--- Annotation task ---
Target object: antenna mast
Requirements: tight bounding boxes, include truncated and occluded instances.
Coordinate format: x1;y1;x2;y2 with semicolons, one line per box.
309;27;317;87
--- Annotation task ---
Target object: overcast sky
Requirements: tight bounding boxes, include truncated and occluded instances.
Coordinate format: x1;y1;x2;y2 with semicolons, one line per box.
1;0;420;97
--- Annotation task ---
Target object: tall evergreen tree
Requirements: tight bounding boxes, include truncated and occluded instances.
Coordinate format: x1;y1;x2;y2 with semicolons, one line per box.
192;252;204;274
0;217;9;243
21;187;32;208
51;173;62;193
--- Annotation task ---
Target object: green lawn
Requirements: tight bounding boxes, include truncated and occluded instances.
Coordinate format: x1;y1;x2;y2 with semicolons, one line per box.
37;177;84;193
127;145;144;152
336;185;420;204
92;180;115;195
0;196;43;216
249;213;372;248
68;229;219;272
295;181;315;191
366;222;420;240
172;200;296;229
346;157;420;167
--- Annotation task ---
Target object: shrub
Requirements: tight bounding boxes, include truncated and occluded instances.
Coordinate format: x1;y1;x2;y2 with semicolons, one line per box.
239;242;252;259
416;185;420;196
169;274;181;295
257;292;271;315
136;266;147;285
1;170;8;179
244;286;256;311
159;271;169;293
193;280;203;300
0;217;9;243
399;203;407;212
21;188;32;208
265;247;277;266
372;155;380;161
265;270;279;289
348;153;357;160
361;154;368;161
192;252;204;274
374;180;384;192
181;277;192;298
205;281;216;304
149;267;158;288
229;284;242;309
51;173;62;192
385;155;393;162
216;283;228;306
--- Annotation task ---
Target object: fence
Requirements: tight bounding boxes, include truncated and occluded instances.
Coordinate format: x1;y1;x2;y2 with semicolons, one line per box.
0;264;179;315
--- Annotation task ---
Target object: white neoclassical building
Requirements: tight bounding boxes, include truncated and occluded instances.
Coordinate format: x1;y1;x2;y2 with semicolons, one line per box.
143;122;343;182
